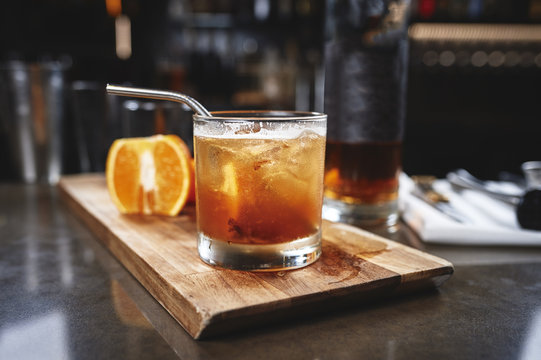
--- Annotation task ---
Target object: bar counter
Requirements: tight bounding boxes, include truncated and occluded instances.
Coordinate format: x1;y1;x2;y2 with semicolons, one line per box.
2;183;541;359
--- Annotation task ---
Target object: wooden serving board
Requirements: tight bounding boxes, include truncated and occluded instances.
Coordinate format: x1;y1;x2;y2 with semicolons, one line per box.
59;174;453;339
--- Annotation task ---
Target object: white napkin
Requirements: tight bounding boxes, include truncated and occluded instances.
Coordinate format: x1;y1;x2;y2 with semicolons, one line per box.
399;174;541;246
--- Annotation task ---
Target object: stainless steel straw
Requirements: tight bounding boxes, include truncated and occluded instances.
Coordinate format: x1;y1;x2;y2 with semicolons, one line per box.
106;84;211;117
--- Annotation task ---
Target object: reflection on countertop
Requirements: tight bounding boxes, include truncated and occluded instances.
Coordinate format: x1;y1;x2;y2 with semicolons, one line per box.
0;184;177;359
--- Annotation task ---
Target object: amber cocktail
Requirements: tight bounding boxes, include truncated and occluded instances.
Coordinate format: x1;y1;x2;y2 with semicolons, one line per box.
194;111;327;271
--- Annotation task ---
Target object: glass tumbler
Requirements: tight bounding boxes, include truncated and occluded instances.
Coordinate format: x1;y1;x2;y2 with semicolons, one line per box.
194;111;327;271
322;0;411;229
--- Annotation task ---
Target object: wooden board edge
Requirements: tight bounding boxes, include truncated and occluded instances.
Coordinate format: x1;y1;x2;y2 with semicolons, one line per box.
384;245;455;284
196;275;402;339
195;263;453;339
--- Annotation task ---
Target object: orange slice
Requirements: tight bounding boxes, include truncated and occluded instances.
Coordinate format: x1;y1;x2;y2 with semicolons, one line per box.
106;134;193;216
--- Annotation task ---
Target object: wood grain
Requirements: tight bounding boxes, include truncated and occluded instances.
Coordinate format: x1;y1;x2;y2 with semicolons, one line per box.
59;174;453;339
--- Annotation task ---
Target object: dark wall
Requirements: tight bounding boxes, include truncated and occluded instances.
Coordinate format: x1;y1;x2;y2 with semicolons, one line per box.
1;0;539;181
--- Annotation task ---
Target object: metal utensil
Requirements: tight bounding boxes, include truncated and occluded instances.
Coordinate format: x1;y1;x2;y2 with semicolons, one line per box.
447;168;541;231
411;175;471;223
447;169;521;206
106;84;211;117
522;161;541;189
1;60;69;184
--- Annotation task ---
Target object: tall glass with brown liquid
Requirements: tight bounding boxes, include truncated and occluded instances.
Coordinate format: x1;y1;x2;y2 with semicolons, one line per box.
322;0;410;228
194;111;326;271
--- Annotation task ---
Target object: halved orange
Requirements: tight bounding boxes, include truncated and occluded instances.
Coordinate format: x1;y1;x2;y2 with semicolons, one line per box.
106;134;193;216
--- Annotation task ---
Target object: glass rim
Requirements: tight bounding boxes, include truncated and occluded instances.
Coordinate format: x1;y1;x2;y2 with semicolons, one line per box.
193;110;327;122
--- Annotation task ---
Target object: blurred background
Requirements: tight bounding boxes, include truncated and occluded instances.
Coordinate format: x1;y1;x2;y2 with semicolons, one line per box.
0;0;540;183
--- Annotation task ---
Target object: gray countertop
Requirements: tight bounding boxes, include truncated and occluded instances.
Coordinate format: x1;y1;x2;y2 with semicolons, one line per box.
2;183;541;360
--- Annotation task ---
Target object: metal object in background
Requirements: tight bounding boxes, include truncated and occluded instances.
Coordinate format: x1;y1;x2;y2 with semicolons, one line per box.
0;60;70;184
411;175;471;223
522;161;541;190
447;169;521;206
447;167;541;231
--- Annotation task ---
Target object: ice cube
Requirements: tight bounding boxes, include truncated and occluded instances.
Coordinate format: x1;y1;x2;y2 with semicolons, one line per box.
296;129;321;145
234;122;261;135
220;163;238;196
247;142;282;157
